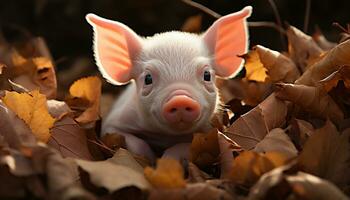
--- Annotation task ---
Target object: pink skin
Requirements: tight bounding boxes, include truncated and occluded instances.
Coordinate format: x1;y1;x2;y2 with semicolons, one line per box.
86;7;252;162
162;90;201;125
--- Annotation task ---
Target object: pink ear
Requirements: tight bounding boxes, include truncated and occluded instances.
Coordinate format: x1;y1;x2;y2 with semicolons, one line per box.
203;6;252;78
86;14;142;85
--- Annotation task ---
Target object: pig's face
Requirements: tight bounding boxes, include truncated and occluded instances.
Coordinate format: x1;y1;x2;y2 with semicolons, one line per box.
86;6;252;135
134;32;218;134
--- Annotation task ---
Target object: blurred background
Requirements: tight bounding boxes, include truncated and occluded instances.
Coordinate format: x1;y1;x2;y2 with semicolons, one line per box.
0;0;349;103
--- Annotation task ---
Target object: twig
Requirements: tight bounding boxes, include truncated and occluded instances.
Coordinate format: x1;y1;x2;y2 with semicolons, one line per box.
267;0;286;49
181;0;286;38
181;0;221;19
303;0;311;33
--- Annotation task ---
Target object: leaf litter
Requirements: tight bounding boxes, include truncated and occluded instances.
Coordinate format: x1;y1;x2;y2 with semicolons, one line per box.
0;6;349;200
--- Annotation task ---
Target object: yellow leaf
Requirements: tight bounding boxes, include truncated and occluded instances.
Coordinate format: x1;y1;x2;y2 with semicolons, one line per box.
67;76;101;124
229;151;288;186
144;158;186;188
2;90;55;142
243;50;268;82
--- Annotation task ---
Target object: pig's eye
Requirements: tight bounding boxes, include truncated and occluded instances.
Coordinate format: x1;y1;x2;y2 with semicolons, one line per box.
144;73;153;85
203;70;211;81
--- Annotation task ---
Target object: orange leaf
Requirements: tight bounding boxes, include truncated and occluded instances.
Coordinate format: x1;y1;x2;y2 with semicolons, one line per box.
2;90;55;142
190;129;220;168
229;151;288;186
144;158;186;188
66;76;101;124
242;50;268;82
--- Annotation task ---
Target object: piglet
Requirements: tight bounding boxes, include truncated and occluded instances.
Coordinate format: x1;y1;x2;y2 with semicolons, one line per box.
86;6;252;161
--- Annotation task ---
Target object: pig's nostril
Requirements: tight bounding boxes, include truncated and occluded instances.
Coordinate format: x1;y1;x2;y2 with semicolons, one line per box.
185;107;192;112
170;108;177;113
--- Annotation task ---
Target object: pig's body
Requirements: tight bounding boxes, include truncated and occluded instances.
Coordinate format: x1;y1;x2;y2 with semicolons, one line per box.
86;6;252;161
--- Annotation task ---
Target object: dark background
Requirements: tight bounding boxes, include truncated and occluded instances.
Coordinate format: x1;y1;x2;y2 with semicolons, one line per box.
0;0;349;75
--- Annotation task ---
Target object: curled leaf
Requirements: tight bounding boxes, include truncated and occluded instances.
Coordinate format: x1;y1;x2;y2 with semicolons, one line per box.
296;39;350;86
254;45;300;83
275;83;344;122
66;76;101;125
286;25;323;71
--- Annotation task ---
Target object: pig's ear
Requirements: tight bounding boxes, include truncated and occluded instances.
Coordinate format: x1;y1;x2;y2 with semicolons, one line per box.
203;6;252;78
86;14;142;85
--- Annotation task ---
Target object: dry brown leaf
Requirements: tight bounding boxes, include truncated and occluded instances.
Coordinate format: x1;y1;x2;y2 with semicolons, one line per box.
296;39;350;86
288;118;315;150
229;151;288;186
66;76;101;124
275;83;344;122
181;14;202;33
144;158;186;189
217;78;272;106
190;129;220;168
218;132;242;179
298;120;350;186
77;149;150;193
187;162;211;183
2;90;55;143
225;93;287;150
254;128;298;159
313;28;337;51
319;66;350;92
248;164;349;200
48;115;93;160
0;102;37;149
148;182;234;200
242;50;268;82
286;25;324;71
254;45;300;83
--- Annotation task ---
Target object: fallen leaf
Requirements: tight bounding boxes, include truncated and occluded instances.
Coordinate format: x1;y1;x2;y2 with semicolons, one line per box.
319;66;350;92
286;25;323;71
225;93;287;150
187;162;212;183
254;128;298;159
10;49;57;99
229;151;289;186
66;76;101;125
190;129;220;168
0;102;36;149
248;164;349;200
298;120;350;186
2;90;55;142
77;149;150;193
313;28;337;51
148;182;234;200
275;83;344;123
218;132;242;179
181;14;202;33
296;39;350;86
254;45;300;83
288;119;315;150
48;115;93;160
144;158;186;189
242;50;268;82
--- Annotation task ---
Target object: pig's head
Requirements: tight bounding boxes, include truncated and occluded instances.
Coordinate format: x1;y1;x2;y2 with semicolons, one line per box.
86;6;252;135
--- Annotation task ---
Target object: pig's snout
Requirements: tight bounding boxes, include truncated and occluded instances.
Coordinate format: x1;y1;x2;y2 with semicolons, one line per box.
162;92;200;124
